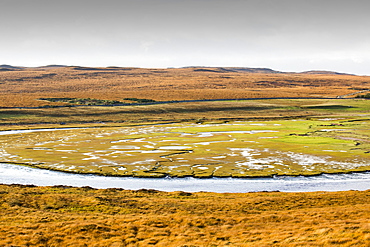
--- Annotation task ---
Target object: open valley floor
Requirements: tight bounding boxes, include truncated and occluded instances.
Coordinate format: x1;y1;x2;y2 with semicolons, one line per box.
1;66;370;246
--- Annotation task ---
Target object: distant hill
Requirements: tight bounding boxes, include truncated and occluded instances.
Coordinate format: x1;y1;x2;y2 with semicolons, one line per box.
0;68;14;71
182;66;281;74
301;70;353;76
225;67;282;74
184;67;353;75
38;65;68;69
0;64;24;70
0;64;356;75
0;64;68;71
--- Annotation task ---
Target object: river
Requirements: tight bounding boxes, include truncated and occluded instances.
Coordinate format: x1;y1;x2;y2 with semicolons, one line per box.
1;163;369;192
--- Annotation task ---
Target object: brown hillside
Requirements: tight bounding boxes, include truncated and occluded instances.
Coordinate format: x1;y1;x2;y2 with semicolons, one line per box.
0;67;369;107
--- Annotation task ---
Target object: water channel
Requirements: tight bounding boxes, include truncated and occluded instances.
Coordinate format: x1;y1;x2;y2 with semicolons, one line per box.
1;163;369;192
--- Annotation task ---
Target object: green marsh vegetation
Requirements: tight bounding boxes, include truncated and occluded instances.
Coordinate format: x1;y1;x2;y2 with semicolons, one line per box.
355;93;370;98
0;99;369;178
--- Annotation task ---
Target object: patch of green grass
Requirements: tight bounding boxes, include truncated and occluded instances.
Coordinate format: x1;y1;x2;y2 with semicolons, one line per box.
301;99;370;112
303;105;355;110
0;113;32;119
355;93;370;98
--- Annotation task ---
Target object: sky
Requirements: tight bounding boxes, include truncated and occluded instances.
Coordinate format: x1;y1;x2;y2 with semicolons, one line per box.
1;0;370;75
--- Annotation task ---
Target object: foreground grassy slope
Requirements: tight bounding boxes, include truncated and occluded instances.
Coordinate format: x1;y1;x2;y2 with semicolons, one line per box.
0;184;369;247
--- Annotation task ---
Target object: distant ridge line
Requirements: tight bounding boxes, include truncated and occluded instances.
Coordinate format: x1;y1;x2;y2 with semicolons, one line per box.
0;64;356;75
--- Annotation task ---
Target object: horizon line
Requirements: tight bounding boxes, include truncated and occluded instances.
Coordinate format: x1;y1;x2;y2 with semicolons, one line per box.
0;64;363;76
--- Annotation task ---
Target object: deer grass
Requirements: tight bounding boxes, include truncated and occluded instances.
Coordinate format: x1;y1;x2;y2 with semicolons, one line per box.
0;184;369;246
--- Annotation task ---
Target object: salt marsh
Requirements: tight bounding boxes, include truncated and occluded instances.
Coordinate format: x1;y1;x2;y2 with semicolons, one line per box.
0;119;369;178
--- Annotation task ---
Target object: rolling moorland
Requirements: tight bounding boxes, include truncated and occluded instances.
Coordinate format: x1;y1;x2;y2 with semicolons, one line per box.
0;65;370;108
0;65;369;246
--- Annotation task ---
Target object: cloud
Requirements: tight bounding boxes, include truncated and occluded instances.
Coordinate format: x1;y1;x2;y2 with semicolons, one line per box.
140;41;154;52
0;0;370;74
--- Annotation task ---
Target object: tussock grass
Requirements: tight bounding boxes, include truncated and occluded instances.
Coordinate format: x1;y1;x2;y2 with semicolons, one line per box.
0;184;369;246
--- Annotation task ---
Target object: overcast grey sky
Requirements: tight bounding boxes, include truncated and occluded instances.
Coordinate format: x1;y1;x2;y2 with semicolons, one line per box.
1;0;369;75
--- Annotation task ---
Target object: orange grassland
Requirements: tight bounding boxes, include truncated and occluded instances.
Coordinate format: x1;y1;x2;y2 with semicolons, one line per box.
1;66;370;107
0;184;369;247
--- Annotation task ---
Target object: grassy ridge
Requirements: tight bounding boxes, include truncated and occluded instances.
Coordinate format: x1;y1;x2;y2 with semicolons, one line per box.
1;67;370;107
1;98;369;126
